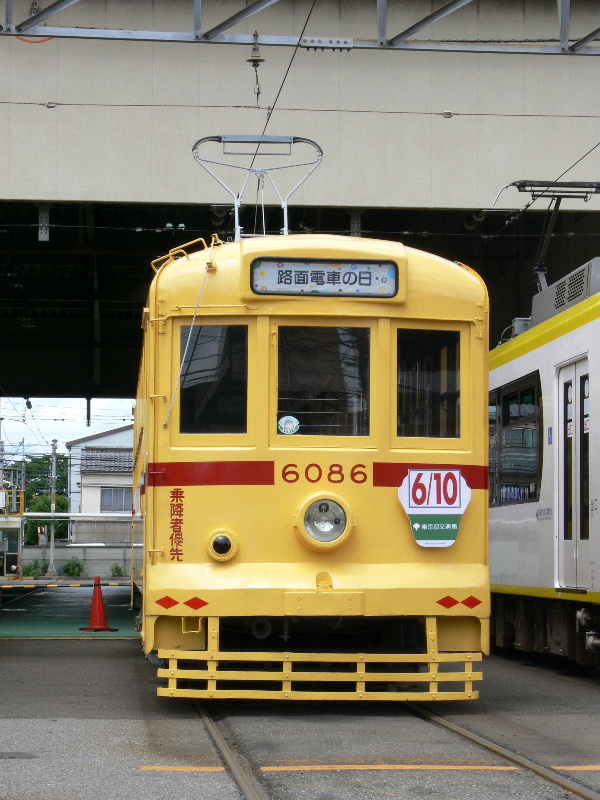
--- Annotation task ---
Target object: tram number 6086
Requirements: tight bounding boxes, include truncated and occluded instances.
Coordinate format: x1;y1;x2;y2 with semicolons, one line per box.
282;463;368;484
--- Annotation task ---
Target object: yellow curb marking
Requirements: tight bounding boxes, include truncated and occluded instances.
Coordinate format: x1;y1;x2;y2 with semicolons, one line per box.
552;766;600;771
260;764;519;772
139;763;600;774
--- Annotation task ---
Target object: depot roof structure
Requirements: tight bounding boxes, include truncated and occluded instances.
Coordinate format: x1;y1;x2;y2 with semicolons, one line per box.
2;0;599;55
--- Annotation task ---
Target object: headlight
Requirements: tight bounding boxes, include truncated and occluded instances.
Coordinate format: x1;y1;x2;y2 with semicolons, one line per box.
207;529;238;561
304;500;346;542
294;494;353;551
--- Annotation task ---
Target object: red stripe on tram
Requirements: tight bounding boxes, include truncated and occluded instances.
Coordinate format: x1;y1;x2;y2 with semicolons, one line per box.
147;461;275;486
373;463;489;490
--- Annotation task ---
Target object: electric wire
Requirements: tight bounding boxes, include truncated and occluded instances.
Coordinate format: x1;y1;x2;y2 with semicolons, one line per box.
2;221;600;239
0;387;47;451
260;0;317;135
248;0;318;173
0;394;133;458
2;99;599;120
490;138;600;238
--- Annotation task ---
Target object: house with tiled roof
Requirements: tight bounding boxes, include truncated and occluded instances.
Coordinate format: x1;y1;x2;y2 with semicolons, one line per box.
66;425;133;544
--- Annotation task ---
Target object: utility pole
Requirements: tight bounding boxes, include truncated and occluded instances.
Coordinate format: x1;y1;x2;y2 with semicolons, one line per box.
19;441;26;578
0;397;4;491
47;439;58;577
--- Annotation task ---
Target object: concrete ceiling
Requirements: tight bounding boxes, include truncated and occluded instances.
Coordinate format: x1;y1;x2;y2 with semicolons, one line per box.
1;199;599;399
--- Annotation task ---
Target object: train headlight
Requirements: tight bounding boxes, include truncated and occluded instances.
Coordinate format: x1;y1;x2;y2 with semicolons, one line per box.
306;500;346;541
295;494;353;551
207;529;238;561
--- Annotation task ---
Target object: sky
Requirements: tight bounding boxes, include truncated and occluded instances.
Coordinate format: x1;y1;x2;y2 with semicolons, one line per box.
0;397;135;460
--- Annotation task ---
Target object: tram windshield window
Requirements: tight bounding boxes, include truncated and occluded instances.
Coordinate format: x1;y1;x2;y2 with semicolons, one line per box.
180;325;248;433
278;326;370;436
397;330;460;438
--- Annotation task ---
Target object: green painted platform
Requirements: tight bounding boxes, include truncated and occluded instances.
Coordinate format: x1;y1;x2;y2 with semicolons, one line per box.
0;585;139;639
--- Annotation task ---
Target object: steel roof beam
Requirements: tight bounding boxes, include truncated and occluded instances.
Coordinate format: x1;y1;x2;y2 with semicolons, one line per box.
2;0;600;56
388;0;476;45
202;0;283;40
570;25;600;52
194;0;202;39
377;0;388;45
557;0;571;52
14;0;83;34
5;25;600;55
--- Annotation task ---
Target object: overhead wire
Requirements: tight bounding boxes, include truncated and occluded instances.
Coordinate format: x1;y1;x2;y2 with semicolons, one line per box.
260;0;318;136
248;0;318;172
241;0;317;235
0;394;134;459
490;138;600;239
0;387;47;451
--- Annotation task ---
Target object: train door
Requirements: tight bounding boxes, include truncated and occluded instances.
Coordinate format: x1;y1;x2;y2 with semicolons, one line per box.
557;358;590;589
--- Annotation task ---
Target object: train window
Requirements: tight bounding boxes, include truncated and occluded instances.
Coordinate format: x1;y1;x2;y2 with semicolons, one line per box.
278;326;370;436
580;374;590;540
489;399;498;506
563;381;574;539
397;330;460;438
489;373;541;506
179;325;248;433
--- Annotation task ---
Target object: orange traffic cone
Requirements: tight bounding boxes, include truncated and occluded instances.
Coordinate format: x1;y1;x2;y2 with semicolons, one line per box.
80;576;119;632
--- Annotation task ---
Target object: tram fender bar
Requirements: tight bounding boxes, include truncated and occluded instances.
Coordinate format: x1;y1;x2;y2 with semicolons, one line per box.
283;591;364;616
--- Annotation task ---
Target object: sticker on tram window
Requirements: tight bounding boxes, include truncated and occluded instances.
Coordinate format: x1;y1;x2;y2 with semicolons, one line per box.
398;469;472;548
251;258;398;298
278;416;300;435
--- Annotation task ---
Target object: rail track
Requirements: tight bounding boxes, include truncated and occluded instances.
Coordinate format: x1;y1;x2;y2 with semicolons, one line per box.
196;700;600;800
407;704;600;800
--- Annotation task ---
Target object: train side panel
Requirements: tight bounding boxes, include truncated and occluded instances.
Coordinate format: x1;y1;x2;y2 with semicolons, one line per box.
490;293;600;662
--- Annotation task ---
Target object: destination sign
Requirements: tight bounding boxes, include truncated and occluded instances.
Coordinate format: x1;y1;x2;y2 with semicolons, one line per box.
251;258;398;297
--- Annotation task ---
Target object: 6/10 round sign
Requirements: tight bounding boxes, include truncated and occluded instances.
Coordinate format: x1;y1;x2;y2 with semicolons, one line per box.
408;470;462;508
398;469;472;548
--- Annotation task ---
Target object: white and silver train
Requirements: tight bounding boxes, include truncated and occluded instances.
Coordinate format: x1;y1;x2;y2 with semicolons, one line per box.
489;258;599;664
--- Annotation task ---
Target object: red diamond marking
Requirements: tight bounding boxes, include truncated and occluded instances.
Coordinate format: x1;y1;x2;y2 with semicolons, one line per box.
461;596;482;609
437;595;459;609
156;596;179;609
183;597;209;610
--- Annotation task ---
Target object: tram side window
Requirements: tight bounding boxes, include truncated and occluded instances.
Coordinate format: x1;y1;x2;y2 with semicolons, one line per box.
180;325;248;433
489;374;541;506
278;326;370;436
397;330;460;438
489;398;498;506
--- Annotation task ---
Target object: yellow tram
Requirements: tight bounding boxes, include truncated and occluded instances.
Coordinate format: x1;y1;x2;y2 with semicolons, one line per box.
133;230;490;701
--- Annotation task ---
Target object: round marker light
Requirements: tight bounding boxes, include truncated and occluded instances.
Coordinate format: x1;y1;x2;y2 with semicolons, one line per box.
304;499;346;543
213;534;232;555
207;529;238;561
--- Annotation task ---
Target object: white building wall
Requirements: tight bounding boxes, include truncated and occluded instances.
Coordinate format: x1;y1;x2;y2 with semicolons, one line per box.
1;1;600;211
67;426;133;515
80;472;132;515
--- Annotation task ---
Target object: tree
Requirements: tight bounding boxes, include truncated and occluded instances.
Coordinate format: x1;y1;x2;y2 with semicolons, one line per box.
21;454;68;502
18;453;69;545
25;494;69;544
